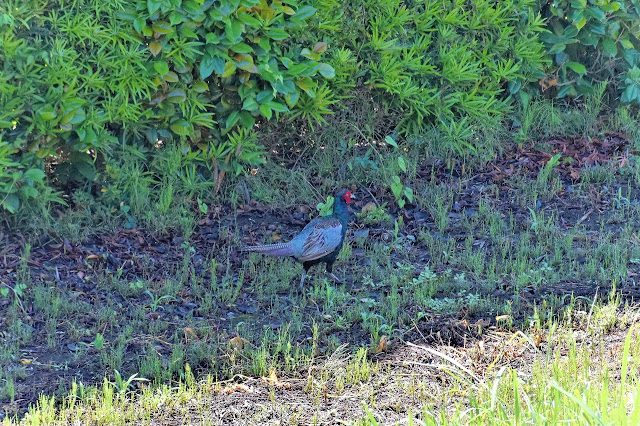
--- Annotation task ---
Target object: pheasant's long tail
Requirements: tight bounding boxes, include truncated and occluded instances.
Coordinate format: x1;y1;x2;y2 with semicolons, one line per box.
242;242;295;257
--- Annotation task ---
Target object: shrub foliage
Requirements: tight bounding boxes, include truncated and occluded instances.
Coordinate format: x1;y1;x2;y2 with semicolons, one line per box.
1;0;640;212
538;0;640;101
0;0;333;211
307;0;549;137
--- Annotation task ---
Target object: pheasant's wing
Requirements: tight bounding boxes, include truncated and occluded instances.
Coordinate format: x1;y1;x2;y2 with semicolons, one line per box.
298;218;343;262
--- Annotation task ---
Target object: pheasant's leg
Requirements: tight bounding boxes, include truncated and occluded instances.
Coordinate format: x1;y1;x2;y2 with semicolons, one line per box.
325;262;343;283
299;268;307;292
327;272;343;283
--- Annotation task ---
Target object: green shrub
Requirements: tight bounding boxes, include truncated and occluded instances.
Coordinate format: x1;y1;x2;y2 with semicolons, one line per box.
122;0;335;138
0;139;61;213
0;0;333;211
538;0;640;102
305;0;548;140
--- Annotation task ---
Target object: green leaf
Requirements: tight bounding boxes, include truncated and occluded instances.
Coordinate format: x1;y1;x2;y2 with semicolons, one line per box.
23;169;45;182
266;28;289;40
226;19;243;43
586;22;605;36
169;11;184;25
258;37;270;51
300;48;314;60
170;119;191;135
183;0;203;15
318;64;335;78
570;0;586;9
1;193;19;213
273;79;295;94
149;41;162;56
266;101;288;112
397;156;407;173
231;42;254;53
292;5;316;22
242;97;258;111
621;85;639;103
255;92;272;105
219;61;235;77
548;43;566;54
385;135;398;148
508;79;522;94
281;57;293;69
167;89;187;103
20;186;38;199
209;9;224;21
154;61;170;76
68;108;86;125
236;59;258;73
200;54;215;79
404;187;413;203
226;110;241;129
152;21;173;34
239;111;255;128
585;6;605;21
622;49;640;67
115;10;136;21
602;2;621;12
192;80;209;93
37;105;58;121
75;161;96;182
602;38;617;56
557;84;577;98
566;62;586;75
147;0;162;14
164;71;179;82
259;104;272;120
284;91;299;108
237;12;262;27
205;33;220;44
620;39;634;50
390;175;403;199
241;0;260;8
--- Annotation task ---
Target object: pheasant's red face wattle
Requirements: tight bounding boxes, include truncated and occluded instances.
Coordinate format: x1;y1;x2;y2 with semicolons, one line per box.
342;191;352;204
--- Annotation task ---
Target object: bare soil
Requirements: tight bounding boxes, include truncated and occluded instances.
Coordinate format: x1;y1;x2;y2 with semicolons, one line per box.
1;133;639;418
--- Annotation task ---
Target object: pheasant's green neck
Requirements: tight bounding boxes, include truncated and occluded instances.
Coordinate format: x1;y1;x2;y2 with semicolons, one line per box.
332;198;349;221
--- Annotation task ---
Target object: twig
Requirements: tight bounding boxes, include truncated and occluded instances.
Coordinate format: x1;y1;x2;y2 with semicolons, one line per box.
406;341;487;388
575;208;594;227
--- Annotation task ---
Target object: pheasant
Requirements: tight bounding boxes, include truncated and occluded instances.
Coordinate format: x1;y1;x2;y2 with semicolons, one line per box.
243;189;353;290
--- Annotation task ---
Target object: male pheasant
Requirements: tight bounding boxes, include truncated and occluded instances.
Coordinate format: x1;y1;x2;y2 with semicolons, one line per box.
243;189;353;290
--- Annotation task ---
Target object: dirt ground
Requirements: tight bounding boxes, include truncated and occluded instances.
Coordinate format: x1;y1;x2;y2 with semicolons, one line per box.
1;132;639;418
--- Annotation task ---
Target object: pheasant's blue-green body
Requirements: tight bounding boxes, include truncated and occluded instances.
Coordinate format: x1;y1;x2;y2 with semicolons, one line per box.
243;189;352;289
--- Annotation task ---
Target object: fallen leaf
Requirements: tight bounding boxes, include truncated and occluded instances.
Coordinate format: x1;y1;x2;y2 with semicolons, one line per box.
534;333;543;347
222;383;253;394
373;336;388;354
261;369;291;388
184;327;198;340
361;202;378;215
539;76;558;91
229;336;244;350
496;315;511;322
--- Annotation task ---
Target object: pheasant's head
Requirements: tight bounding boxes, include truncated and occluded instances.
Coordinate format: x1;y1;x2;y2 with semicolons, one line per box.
336;189;353;204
